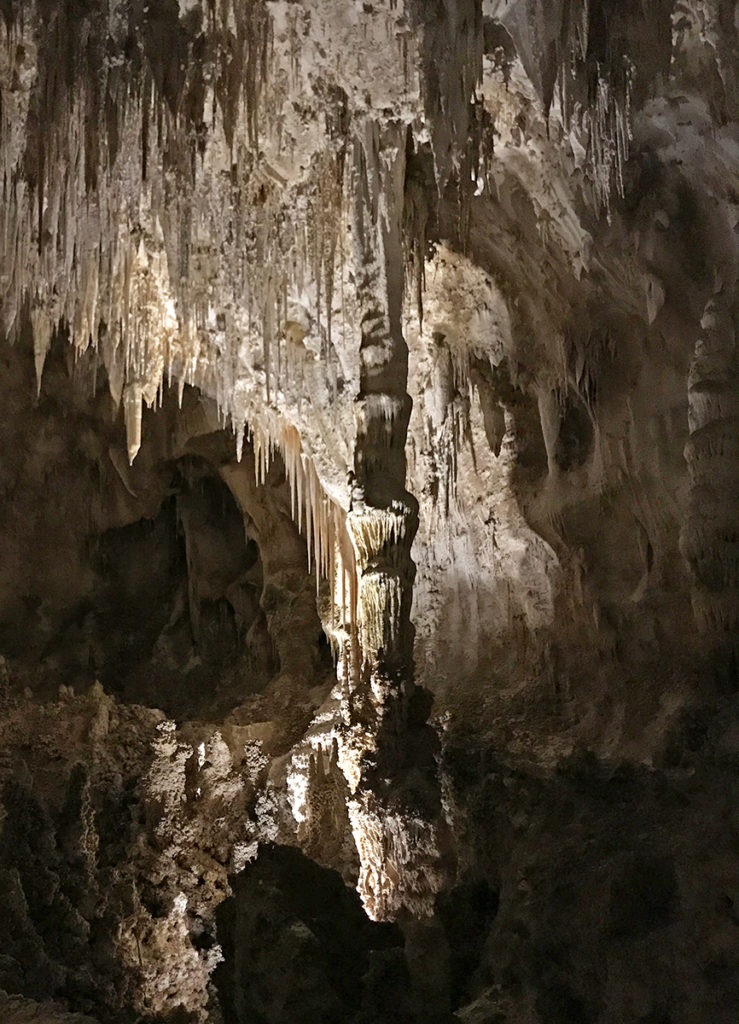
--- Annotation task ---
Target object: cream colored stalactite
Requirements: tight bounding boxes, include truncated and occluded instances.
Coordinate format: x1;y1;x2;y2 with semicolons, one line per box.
344;507;410;678
0;3;349;471
0;46;194;456
4;1;438;922
238;417;359;654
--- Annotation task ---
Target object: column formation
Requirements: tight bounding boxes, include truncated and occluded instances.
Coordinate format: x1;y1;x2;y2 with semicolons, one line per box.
340;121;442;920
680;296;739;661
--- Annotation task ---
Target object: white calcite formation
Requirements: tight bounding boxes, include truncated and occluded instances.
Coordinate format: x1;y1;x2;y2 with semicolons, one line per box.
0;1;737;1022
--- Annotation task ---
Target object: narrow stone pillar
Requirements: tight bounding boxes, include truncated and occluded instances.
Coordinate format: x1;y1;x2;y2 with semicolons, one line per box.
680;296;739;669
340;121;442;920
347;120;417;697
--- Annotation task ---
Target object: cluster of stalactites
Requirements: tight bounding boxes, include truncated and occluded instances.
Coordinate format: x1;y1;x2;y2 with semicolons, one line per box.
241;415;418;684
2;0;485;682
0;3;418;699
0;4;348;463
238;415;360;674
584;60;634;210
554;0;635;211
345;505;412;666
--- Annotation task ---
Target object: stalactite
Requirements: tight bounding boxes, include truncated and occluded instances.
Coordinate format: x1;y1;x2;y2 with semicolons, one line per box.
123;382;143;464
238;418;360;672
552;0;657;212
0;0;349;484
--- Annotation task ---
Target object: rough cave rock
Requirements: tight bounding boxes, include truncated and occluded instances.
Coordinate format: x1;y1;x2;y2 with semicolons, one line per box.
0;1;737;1022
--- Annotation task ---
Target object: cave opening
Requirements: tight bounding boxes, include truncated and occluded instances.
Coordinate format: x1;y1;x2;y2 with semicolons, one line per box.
88;455;275;719
0;330;332;720
213;844;413;1024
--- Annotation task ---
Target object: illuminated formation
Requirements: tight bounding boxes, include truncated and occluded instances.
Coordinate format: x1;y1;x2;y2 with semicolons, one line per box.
0;2;736;1022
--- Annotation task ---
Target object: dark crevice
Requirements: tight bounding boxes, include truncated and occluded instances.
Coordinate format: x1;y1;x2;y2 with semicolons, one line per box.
214;845;413;1024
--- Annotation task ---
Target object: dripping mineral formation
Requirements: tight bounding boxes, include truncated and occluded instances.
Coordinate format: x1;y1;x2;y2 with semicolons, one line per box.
0;1;737;1022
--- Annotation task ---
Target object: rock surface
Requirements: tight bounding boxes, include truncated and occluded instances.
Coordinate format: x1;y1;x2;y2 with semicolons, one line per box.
0;1;737;1022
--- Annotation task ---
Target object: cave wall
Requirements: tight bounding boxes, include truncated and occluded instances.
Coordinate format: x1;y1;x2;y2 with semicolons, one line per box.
0;1;737;1022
